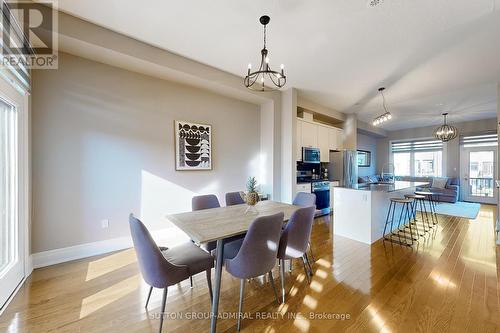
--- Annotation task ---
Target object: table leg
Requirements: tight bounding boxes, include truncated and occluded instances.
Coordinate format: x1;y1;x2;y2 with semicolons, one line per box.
210;239;224;333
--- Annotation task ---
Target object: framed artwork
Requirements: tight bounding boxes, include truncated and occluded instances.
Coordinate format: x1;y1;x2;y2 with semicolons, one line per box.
175;120;212;170
357;150;371;167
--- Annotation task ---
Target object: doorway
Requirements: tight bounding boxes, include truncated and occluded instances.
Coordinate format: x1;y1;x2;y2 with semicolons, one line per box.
461;145;497;204
0;78;28;310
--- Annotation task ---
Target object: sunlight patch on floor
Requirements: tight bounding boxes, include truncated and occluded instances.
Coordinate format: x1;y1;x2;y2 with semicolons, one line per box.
293;313;310;332
79;275;140;318
85;250;136;281
302;294;318;310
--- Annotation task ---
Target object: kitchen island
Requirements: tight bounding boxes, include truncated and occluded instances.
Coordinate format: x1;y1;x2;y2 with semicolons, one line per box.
332;181;429;244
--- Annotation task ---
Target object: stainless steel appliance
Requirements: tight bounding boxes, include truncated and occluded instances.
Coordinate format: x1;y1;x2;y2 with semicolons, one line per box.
302;147;320;164
329;150;358;187
311;180;330;216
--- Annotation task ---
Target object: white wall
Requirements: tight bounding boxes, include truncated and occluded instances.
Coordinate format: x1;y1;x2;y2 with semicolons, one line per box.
280;88;297;204
32;53;262;253
357;133;378;177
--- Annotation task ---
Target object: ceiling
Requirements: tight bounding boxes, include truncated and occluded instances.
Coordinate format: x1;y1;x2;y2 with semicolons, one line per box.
55;0;500;130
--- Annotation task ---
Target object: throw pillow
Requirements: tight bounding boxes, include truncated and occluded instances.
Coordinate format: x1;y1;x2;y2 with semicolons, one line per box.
432;177;448;189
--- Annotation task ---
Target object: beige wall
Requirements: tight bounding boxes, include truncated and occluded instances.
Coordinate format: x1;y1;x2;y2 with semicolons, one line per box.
376;118;497;177
32;53;261;253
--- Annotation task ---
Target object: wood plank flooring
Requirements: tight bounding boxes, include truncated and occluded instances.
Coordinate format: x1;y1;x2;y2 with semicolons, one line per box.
0;205;498;333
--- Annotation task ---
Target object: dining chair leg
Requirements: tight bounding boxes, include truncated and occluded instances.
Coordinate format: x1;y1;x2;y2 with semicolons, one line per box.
189;276;193;288
301;257;311;284
289;259;293;273
206;269;213;302
280;259;286;303
304;253;313;277
158;288;168;333
145;286;153;309
268;271;280;305
237;279;245;332
308;241;316;263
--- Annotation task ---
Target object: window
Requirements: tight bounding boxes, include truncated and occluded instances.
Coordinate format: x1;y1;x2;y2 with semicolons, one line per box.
414;151;442;177
391;139;443;177
393;152;410;176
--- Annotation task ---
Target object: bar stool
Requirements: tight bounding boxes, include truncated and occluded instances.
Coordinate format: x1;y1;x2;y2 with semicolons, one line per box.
404;194;431;234
414;191;438;225
383;197;415;246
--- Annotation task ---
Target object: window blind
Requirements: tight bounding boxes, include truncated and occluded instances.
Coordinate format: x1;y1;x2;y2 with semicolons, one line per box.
391;139;443;153
460;133;498;147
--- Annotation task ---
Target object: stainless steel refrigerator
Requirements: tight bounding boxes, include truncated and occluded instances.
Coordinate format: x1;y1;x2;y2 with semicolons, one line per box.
329;150;358;187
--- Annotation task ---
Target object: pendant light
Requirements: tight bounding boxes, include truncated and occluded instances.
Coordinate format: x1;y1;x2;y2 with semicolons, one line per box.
372;87;392;126
244;15;286;91
434;113;458;142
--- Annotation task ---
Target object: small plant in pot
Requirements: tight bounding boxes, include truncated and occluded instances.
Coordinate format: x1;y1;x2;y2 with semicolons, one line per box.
245;177;259;206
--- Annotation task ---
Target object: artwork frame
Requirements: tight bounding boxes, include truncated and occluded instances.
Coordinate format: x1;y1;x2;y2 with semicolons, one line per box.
357;150;371;167
175;120;212;171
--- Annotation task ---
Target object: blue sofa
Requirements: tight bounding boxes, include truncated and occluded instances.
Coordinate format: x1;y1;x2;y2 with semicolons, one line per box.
415;177;459;203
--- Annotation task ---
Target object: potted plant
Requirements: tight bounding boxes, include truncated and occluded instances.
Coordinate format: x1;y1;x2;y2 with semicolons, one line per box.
245;177;259;206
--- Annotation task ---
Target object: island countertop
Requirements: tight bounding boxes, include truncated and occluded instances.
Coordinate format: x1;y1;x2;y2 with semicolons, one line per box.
337;180;429;192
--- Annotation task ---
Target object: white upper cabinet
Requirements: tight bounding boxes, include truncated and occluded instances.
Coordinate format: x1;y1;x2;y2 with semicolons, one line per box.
317;125;330;162
328;127;343;151
296;118;343;158
301;120;318;148
328;128;337;150
296;120;302;161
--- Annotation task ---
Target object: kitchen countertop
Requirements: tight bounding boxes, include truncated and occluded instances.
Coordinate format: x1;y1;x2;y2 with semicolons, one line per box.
297;179;340;185
336;181;429;192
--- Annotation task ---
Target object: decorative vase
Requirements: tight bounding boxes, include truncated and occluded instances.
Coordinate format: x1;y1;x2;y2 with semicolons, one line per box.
246;192;259;206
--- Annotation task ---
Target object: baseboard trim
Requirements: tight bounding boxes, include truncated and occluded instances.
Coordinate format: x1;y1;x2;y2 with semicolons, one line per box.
31;228;186;269
32;235;133;269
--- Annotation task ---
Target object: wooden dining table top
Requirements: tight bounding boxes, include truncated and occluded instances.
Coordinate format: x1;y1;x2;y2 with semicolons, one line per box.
165;200;299;244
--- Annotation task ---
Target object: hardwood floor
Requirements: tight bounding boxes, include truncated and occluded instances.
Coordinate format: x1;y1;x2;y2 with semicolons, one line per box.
1;205;498;333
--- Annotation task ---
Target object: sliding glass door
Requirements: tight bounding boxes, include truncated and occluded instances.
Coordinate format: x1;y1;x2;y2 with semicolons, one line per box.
0;82;26;310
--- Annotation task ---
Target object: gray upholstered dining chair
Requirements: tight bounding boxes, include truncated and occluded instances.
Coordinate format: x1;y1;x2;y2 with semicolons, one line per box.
192;194;220;255
129;214;214;333
292;192;317;262
225;191;245;206
224;212;284;331
192;194;221;211
293;192;316;207
277;206;316;303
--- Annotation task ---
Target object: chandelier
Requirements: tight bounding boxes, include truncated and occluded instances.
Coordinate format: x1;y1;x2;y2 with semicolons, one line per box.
434;113;458;142
372;87;392;126
244;15;286;91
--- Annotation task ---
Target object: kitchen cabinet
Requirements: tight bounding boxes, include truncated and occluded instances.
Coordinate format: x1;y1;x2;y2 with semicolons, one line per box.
329;181;340;209
296;183;312;193
301;120;318;148
296;120;302;161
328;127;344;151
328;128;337;150
317;125;330;162
296;118;344;158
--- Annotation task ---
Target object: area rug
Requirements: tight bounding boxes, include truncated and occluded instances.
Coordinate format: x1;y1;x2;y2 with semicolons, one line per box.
418;201;481;219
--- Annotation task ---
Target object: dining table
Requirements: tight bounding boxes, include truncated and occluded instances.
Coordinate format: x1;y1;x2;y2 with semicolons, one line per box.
165;200;299;333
